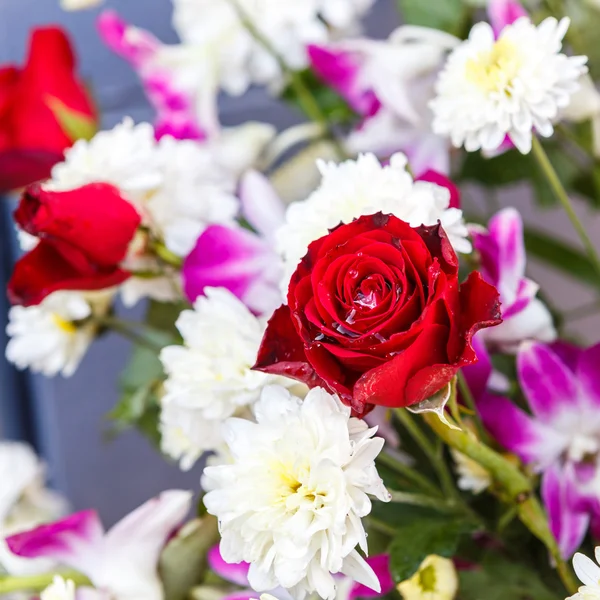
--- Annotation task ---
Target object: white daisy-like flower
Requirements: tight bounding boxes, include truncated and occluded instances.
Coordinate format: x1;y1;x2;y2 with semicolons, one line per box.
569;548;600;600
396;555;458;600
159;287;294;470
172;0;374;94
275;152;470;292
5;290;111;377
40;576;76;600
203;384;390;600
430;17;588;154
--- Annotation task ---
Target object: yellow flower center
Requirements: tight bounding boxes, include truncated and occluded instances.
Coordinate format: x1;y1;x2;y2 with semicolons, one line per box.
271;461;323;509
418;564;437;593
52;314;77;335
465;37;521;93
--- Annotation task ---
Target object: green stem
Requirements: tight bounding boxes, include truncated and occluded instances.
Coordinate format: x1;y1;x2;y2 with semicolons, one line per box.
227;0;345;158
457;371;487;442
376;452;442;497
388;490;461;513
532;137;600;282
424;413;579;595
0;571;91;594
394;408;460;501
150;241;183;268
98;316;168;353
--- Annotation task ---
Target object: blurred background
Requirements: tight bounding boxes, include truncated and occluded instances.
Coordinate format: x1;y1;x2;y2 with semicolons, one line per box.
1;0;600;524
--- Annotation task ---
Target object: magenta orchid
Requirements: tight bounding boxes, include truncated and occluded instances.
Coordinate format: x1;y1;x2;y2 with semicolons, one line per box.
470;208;556;352
487;0;528;37
207;544;393;600
308;27;458;175
97;10;217;140
6;490;192;599
182;170;284;315
478;342;600;558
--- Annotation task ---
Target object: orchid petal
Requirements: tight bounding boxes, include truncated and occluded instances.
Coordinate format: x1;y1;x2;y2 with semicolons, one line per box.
477;393;564;468
183;225;282;316
486;298;556;353
238;170;285;243
349;554;393;600
577;343;600;409
6;510;104;576
518;342;578;424
460;332;491;401
550;341;583;372
97;10;209;140
542;464;590;559
308;44;379;117
487;208;526;302
208;544;251;586
99;490;192;600
488;0;529;38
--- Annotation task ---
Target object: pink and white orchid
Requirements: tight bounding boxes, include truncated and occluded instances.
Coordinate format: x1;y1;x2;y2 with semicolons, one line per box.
206;544;394;600
470;208;556;352
487;0;528;38
478;342;600;558
182;170;284;316
6;489;192;599
308;26;459;175
97;10;218;141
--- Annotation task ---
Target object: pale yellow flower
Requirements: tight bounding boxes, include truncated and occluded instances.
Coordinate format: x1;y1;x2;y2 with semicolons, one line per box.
397;555;458;600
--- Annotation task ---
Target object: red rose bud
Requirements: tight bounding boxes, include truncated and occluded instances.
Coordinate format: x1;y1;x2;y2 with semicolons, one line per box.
0;27;97;192
254;213;502;417
8;183;141;306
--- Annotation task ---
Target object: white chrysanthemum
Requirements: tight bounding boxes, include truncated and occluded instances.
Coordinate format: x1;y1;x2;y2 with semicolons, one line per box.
203;385;390;600
40;576;76;600
172;0;374;94
159;288;292;469
430;17;588;154
150;136;238;256
275;152;470;291
5;291;110;377
569;548;600;600
159;399;227;472
49;118;162;201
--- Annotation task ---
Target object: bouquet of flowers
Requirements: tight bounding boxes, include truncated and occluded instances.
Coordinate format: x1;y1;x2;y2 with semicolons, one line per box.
4;0;600;598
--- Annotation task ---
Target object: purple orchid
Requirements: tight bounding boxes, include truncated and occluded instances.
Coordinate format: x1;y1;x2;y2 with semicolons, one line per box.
478;342;600;558
207;544;394;600
182;170;284;316
308;28;458;175
6;490;192;599
488;0;528;38
97;10;217;141
470;208;556;352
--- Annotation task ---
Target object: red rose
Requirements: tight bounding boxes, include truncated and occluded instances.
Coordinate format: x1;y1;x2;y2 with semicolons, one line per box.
8;183;141;306
254;213;501;416
0;27;96;192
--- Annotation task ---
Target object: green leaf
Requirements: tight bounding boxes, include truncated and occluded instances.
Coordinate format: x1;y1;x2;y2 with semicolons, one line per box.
389;516;477;582
458;554;560;600
395;0;470;35
46;96;97;142
524;227;600;289
159;515;220;600
108;300;184;447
